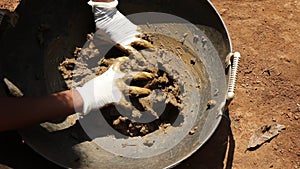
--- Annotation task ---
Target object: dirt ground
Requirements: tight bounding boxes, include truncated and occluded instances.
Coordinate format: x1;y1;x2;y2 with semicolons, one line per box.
0;0;299;169
210;0;300;168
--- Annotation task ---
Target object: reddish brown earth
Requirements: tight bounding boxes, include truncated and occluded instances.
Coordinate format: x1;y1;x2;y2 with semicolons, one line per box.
210;0;300;168
0;0;299;169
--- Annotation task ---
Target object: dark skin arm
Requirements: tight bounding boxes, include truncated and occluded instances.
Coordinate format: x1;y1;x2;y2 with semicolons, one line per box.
0;90;83;132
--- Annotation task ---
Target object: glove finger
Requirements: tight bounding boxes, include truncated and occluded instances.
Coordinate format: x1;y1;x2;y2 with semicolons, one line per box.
115;39;153;55
130;72;155;81
124;71;155;86
111;56;129;72
115;44;136;55
128;86;151;98
115;56;129;62
131;39;154;49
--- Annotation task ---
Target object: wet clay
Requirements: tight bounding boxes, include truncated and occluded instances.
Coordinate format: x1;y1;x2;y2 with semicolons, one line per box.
58;33;199;137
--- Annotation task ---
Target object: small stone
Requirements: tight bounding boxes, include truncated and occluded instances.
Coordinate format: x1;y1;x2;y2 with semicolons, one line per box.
189;130;195;135
190;58;196;65
86;33;93;40
189;127;198;135
73;47;82;57
140;126;148;134
143;139;155;147
113;119;120;126
207;100;217;109
119;116;128;122
162;123;171;129
3;78;24;97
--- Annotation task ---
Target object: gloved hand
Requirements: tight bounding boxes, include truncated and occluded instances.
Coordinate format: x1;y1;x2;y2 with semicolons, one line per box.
76;57;152;116
88;0;153;53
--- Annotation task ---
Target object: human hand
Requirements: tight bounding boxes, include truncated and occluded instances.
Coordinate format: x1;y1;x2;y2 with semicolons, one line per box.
76;57;152;116
88;0;153;53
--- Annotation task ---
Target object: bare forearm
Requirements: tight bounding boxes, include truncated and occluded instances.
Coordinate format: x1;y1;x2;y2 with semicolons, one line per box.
0;90;83;132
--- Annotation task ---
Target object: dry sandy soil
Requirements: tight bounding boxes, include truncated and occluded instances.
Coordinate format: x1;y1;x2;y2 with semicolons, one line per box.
0;0;299;169
210;0;300;168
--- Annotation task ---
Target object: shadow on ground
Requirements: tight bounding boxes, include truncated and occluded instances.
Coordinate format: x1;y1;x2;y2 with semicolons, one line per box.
174;111;235;169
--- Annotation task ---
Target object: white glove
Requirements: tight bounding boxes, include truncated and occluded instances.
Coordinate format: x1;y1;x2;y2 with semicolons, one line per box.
88;0;152;51
76;61;125;115
76;58;152;116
